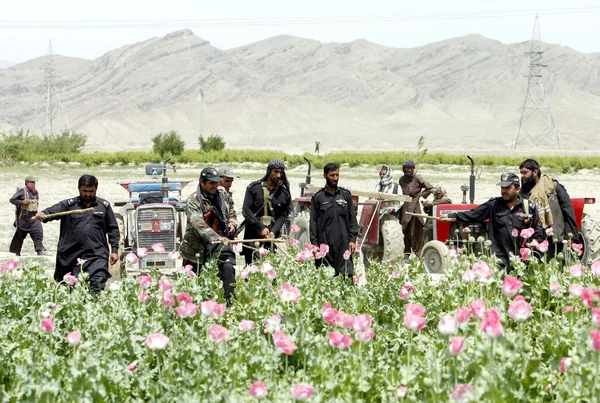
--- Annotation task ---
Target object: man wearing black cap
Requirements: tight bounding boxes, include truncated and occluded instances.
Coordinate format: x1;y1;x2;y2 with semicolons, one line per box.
399;160;433;256
180;167;238;302
10;175;46;256
241;159;292;264
440;173;543;269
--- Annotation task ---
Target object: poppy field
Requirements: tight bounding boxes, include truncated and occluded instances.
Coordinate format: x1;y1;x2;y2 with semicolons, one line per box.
1;239;599;402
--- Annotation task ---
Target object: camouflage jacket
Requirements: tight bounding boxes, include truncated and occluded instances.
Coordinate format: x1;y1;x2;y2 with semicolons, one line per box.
218;187;238;225
180;189;237;262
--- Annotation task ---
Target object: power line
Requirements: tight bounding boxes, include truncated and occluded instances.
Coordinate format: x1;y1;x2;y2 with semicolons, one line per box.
1;7;600;29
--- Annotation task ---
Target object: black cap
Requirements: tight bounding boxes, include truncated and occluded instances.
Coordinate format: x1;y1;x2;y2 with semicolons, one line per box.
496;173;520;187
200;167;222;182
403;160;415;169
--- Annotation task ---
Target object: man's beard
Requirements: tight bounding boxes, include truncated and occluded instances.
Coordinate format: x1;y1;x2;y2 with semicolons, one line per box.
326;179;338;189
521;177;535;193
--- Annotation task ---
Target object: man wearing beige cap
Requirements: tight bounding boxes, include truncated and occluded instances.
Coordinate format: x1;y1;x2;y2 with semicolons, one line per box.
9;175;46;256
218;167;238;225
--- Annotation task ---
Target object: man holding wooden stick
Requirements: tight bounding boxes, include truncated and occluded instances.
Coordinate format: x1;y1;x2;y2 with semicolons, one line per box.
34;174;120;294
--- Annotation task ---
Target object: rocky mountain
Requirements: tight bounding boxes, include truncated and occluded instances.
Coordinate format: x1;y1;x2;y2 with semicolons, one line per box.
1;30;599;153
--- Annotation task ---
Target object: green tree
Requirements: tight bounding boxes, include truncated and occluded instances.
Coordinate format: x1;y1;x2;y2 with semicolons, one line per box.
198;133;226;152
152;130;185;157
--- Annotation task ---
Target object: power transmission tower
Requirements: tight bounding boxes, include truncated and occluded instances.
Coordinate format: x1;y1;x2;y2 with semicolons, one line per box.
512;15;559;150
40;39;69;134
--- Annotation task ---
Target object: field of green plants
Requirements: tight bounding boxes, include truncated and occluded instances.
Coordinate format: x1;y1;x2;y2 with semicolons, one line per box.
1;240;599;401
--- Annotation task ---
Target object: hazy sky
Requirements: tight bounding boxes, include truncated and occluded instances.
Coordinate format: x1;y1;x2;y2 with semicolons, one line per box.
1;0;599;63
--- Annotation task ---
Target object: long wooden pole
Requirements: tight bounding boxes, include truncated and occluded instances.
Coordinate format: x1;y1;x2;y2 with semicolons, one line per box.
306;184;411;202
33;207;94;220
212;238;286;244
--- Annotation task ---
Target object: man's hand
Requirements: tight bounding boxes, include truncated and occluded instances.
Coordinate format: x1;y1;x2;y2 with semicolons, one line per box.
260;227;270;238
22;199;31;206
218;236;231;244
424;200;432;207
34;212;46;221
439;214;456;223
227;223;236;235
266;231;275;239
349;242;356;254
110;253;119;265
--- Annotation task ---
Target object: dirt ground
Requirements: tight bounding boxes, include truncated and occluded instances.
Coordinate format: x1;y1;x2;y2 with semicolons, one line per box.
2;161;599;263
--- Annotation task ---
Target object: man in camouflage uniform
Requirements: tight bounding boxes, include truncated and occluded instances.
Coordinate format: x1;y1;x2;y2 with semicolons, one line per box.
10;175;46;256
218;167;238;223
180;167;237;303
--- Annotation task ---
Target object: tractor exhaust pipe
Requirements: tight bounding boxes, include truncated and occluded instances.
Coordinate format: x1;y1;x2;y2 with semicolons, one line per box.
467;155;475;204
301;156;312;197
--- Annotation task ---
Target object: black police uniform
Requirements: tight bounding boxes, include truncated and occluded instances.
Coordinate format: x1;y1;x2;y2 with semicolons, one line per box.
448;197;543;269
42;196;120;293
309;186;359;276
241;180;291;264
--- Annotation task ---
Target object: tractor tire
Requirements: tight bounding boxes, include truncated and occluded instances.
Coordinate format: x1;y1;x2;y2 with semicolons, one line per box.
421;240;450;274
581;213;600;264
380;218;404;265
109;217;126;278
291;214;310;246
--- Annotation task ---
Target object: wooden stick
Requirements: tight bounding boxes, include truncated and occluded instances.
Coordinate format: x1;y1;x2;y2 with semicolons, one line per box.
33;207;94;220
405;211;440;220
212;238;286;244
306;184;411;202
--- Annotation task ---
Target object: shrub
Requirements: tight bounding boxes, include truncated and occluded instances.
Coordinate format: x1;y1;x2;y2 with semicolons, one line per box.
199;134;226;152
152;130;185;157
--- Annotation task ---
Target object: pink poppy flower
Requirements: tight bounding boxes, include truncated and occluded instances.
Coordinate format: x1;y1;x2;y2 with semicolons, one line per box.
546;384;552;393
545;227;554;236
200;300;226;318
138;291;151;303
66;330;82;345
304;243;318;253
334;312;355;329
590;329;600;351
343;249;352;260
438;315;458;335
125;252;138;265
451;383;475;402
461;227;471;233
207;324;229;342
319;244;330;255
581;288;600;308
536;240;549;253
405;303;426;317
389;270;402;279
138;275;152;288
265;269;277;280
564;306;579;314
502;275;524;297
454;307;472;324
127;361;137;371
592;261;600;277
520;248;531;261
328;331;354;349
233;243;243;254
592;309;600;327
296;250;313;263
449;336;465;356
572;243;583;256
322;303;338;325
520;228;535;239
272;331;297;355
550;282;560;294
175;302;198;318
176;292;193;304
41;317;54;334
290;382;313;401
511;228;519;237
258;247;268;257
570;264;584;278
136;248;148;258
145;333;169;350
158;279;174;292
403;314;426;331
568;284;584;297
290;224;301;233
352;314;373;332
480;308;503;338
399;286;412;299
470;299;486;319
167;251;180;261
355;330;375;343
397;385;407;398
151;243;165;253
161;292;174;307
239;320;256;331
260;262;273;273
239;268;250;279
462;270;476;282
508;296;533;322
249;381;268;400
472;261;493;280
559;357;571;373
63;272;77;286
264;314;282;334
314;251;325;259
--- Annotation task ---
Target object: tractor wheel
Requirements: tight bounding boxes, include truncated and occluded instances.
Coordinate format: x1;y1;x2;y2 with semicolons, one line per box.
581;213;600;264
421;240;450;274
291;215;310;246
380;218;404;265
109;217;126;278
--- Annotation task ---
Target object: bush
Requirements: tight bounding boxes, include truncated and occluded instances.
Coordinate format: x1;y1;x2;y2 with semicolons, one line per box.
152;130;185;157
199;134;226;152
0;129;86;161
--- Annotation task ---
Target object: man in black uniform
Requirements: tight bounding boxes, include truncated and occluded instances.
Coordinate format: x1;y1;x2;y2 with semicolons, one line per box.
519;158;578;257
309;163;359;277
34;175;119;294
241;159;292;264
440;173;543;269
9;175;46;256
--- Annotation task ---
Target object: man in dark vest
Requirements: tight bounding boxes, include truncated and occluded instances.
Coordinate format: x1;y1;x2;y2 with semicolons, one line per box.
399;160;433;256
10;175;46;256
